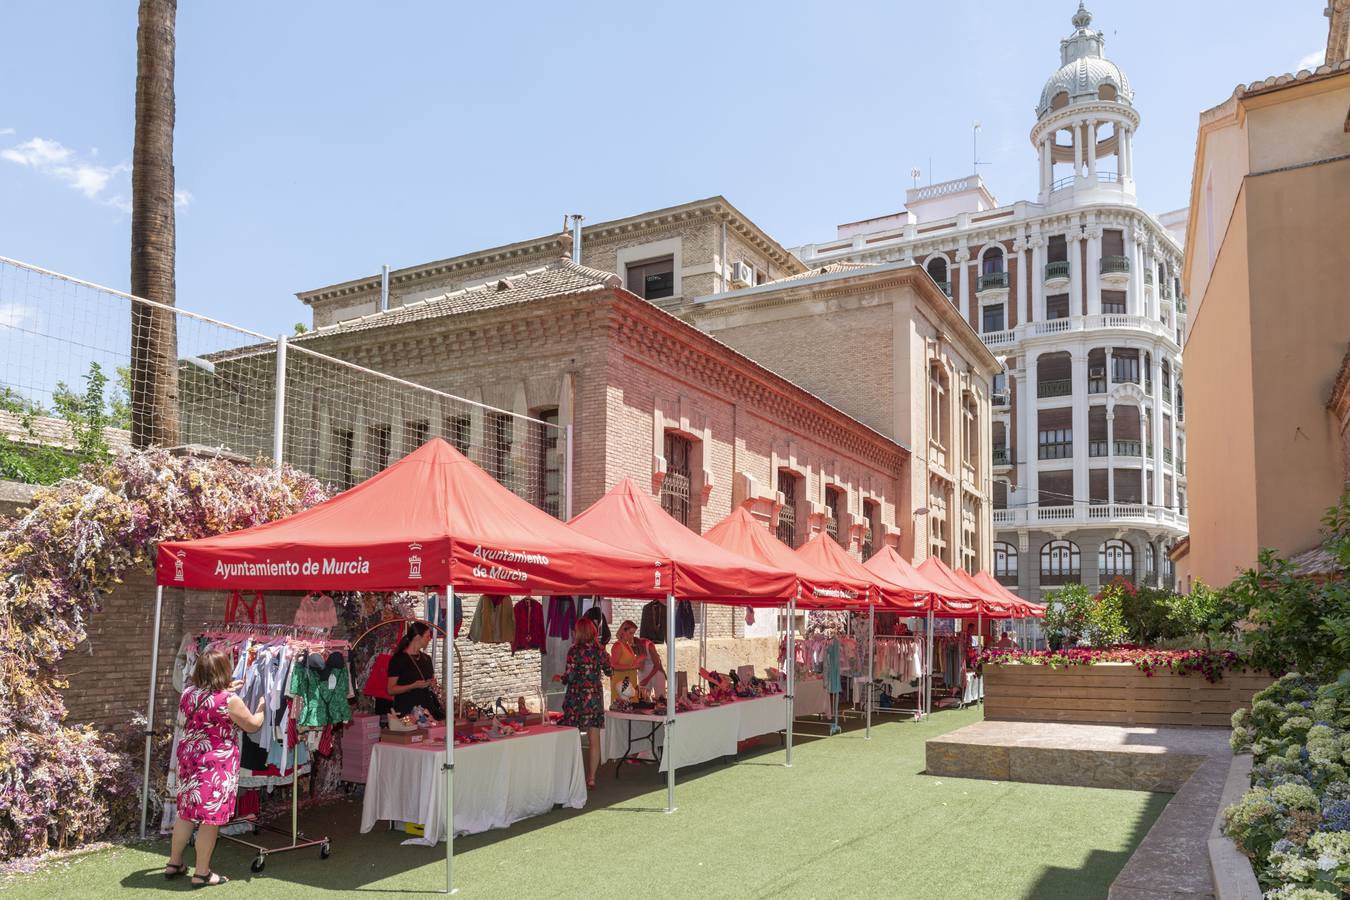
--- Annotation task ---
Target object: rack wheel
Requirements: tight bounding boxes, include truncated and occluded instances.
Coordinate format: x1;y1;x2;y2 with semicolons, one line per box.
251;854;265;873
319;841;332;859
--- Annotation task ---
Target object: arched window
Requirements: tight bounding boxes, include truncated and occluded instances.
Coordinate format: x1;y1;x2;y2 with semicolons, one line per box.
994;541;1018;580
981;246;1005;275
929;363;950;454
1098;539;1134;579
1040;539;1081;585
1051;91;1069;110
926;256;950;298
1145;543;1156;580
1098;84;1118;102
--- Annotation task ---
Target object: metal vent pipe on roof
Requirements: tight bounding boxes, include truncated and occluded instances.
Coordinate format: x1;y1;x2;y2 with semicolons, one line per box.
568;214;583;263
380;264;390;311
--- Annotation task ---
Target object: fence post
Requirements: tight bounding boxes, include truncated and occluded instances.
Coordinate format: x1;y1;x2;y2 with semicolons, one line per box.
564;423;574;520
272;335;288;472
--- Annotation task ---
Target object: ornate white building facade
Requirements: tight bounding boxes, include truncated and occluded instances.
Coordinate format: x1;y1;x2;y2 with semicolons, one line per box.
793;4;1187;598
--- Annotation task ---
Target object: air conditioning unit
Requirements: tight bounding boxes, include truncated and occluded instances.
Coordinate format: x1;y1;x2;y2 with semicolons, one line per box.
729;261;754;288
1089;366;1106;378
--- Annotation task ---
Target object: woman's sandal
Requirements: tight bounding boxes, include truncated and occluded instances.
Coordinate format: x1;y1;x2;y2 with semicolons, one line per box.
191;871;229;888
164;862;187;880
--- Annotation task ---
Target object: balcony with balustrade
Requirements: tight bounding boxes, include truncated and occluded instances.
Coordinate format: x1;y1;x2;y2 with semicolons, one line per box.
994;502;1187;531
980;313;1181;350
977;271;1009;293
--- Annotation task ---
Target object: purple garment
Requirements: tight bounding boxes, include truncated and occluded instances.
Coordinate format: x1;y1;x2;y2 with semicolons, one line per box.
547;596;577;640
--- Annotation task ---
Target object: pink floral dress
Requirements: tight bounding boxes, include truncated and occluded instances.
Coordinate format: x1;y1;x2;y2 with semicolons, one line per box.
175;687;240;825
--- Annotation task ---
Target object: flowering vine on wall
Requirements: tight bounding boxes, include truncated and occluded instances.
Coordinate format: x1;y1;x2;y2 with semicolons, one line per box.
0;449;327;861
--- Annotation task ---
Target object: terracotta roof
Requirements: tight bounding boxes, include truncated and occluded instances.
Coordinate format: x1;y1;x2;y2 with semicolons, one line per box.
764;262;879;285
1287;542;1344;578
300;258;619;339
1328;343;1350;410
1234;59;1350;99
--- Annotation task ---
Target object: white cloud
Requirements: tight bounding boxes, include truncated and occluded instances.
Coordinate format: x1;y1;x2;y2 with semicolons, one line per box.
0;303;35;329
0;128;15;136
1;135;190;213
1296;49;1325;71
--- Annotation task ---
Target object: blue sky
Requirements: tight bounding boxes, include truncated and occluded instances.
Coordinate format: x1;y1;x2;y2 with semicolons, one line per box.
0;1;1330;336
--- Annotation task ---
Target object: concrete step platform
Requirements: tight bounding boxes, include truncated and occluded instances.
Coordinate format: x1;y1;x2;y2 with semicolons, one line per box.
926;719;1230;791
926;720;1236;900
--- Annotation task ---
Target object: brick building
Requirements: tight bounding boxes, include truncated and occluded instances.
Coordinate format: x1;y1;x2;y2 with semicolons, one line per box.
282;257;911;704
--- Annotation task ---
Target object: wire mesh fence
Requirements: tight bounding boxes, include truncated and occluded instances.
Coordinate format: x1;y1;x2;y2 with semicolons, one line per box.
0;255;567;514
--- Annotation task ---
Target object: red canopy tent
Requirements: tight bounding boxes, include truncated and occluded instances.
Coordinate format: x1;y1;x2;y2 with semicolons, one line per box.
795;533;925;613
916;556;983;618
150;439;672;894
862;546;951;609
971;570;1046;619
953;568;1018;619
566;479;796;808
702;508;869;610
157;439;669;597
566;480;795;604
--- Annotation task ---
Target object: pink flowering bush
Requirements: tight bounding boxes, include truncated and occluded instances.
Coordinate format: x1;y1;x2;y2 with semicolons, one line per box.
0;449;325;860
981;645;1249;684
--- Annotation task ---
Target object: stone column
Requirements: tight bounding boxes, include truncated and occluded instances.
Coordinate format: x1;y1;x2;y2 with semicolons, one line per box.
1106;408;1115;506
1122;227;1137;317
1086;120;1097;179
955;247;971;322
1014;236;1028;331
1131;227;1147;318
1071;350;1089;518
1067;230;1084;320
1020;353;1040;513
1151;356;1165;507
1086;225;1103;317
1073;122;1084;177
1105;347;1114;390
1029;235;1045;323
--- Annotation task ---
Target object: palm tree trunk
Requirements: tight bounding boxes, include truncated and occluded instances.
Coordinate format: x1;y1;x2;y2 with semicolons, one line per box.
129;0;180;449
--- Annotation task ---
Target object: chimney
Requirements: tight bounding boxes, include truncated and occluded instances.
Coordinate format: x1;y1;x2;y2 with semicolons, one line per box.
568;214;583;263
379;264;390;311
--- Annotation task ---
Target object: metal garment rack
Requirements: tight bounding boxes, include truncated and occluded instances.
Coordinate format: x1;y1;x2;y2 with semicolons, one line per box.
194;623;346;873
869;634;926;718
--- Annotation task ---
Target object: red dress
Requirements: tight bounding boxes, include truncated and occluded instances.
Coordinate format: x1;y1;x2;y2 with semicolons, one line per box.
175;687;241;825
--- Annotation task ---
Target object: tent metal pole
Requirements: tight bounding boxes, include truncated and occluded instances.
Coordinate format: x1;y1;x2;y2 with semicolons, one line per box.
976;609;983;707
865;602;875;740
444;585;457;894
664;592;677;814
925;609;934;719
698;602;707;674
784;587;797;768
139;584;164;840
272;334;287;472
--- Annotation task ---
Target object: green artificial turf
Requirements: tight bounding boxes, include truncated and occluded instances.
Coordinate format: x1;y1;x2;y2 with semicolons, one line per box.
1;707;1170;899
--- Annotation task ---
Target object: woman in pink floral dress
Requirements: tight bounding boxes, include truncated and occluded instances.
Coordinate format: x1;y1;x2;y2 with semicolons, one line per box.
164;648;265;887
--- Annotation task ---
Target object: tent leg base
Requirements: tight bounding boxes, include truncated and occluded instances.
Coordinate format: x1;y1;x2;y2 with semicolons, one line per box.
663;807;678;815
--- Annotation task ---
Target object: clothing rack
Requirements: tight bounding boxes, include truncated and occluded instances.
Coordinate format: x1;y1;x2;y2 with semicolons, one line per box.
869;634;926;719
204;630;350;872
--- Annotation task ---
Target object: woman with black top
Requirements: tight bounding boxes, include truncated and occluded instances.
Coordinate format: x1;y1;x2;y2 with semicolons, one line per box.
386;622;446;720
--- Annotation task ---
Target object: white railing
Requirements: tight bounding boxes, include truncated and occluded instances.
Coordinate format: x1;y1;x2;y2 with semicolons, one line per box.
992;504;1187;531
1033;319;1073;336
980;329;1017;347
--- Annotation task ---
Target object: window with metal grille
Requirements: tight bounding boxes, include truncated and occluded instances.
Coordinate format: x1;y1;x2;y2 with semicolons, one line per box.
660;432;693;527
1099;539;1134;579
776;471;798;547
862;500;879;560
403;419;429;456
825;485;842;541
331;428;354;490
626;256;675;301
485;412;512;484
367;424;391;475
444;415;471;455
1040;539;1081;584
535;408;561;518
1145;543;1156;579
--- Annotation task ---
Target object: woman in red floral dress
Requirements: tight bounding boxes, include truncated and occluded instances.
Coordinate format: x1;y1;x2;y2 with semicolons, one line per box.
164;648;265;887
552;617;611;789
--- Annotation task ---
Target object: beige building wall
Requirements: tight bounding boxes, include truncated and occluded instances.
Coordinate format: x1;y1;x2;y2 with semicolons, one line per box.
1183;67;1350;587
683;265;999;568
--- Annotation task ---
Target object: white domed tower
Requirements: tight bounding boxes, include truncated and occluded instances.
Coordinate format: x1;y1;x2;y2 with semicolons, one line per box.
1033;3;1139;209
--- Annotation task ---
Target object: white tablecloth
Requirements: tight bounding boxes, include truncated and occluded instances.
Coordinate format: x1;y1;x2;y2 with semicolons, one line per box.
603;696;786;773
359;725;586;845
791;677;830;717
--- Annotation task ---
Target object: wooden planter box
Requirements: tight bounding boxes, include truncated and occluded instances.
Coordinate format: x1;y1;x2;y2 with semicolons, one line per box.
984;662;1272;728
